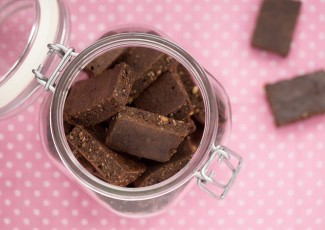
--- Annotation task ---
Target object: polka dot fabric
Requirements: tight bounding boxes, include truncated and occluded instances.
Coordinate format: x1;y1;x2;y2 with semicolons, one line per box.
1;0;325;229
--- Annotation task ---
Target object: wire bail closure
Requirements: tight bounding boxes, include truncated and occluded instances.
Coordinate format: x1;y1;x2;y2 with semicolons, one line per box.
196;145;243;200
32;44;78;92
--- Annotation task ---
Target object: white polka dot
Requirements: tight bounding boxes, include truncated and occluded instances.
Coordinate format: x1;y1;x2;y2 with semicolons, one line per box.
25;162;33;169
42;200;50;207
7;142;14;150
81;200;89;207
6;161;13;169
52;190;60;197
72;209;78;216
81;219;88;225
5;180;12;187
158;218;166;225
100;219;107;226
14;209;21;216
44;162;52;169
61;219;69;225
27;124;34;131
7;124;15;131
72;190;79;198
33;190;41;197
16;133;24;141
42;218;50;225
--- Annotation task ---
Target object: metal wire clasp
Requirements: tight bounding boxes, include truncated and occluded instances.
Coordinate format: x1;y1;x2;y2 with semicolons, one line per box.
32;44;79;92
196;145;243;200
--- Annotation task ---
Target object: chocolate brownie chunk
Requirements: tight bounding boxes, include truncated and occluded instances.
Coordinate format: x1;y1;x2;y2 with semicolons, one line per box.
265;70;325;126
64;63;134;126
106;107;191;162
252;0;302;56
67;126;146;186
120;47;175;99
84;48;127;76
134;71;193;120
134;137;196;187
173;63;205;124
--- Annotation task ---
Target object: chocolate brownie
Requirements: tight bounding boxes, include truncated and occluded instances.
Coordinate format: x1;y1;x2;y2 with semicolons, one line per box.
64;63;134;126
134;71;193;120
265;70;325;126
134;137;196;187
106;107;191;162
67;126;146;186
120;47;175;100
84;48;127;76
252;0;302;56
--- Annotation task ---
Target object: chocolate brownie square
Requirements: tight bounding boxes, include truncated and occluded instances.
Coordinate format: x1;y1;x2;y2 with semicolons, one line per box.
67;126;146;186
134;71;193;120
252;0;302;56
106;107;191;162
121;47;175;99
134;137;196;187
84;48;127;76
265;70;325;126
64;63;134;126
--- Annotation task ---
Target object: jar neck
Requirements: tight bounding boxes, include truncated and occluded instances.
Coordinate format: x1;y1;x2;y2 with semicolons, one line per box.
51;33;219;200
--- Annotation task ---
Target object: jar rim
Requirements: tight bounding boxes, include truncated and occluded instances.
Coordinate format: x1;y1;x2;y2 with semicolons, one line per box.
51;32;219;200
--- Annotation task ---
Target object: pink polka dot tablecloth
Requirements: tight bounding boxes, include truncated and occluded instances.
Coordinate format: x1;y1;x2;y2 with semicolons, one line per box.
1;0;325;229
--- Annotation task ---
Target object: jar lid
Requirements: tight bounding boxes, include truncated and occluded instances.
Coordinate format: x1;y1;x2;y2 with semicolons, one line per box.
0;0;69;119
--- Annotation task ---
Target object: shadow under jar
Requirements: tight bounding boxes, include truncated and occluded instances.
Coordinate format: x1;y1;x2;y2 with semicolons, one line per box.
37;27;243;217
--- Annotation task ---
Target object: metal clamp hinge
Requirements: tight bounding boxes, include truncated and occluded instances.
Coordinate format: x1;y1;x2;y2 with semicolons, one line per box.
32;44;79;92
196;145;243;200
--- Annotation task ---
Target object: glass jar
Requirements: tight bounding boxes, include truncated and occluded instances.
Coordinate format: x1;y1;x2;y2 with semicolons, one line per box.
0;0;242;218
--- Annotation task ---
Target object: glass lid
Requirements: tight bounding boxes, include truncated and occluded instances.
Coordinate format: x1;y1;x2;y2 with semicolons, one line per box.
0;0;70;119
0;0;36;81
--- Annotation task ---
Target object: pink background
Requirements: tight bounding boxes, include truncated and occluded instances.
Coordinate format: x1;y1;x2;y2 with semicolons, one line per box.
1;0;325;229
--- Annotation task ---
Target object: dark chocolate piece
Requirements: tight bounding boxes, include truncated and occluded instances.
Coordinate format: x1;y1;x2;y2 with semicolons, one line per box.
134;71;193;120
251;0;301;56
134;137;196;187
120;47;175;99
67;126;146;186
106;107;190;162
265;70;325;126
64;63;134;126
173;63;205;124
84;48;127;76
